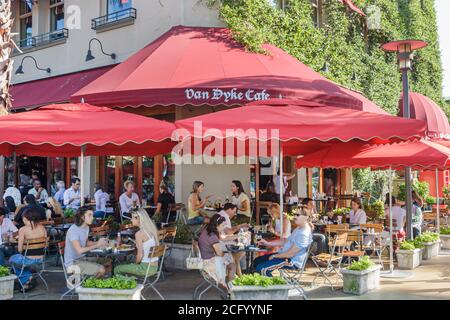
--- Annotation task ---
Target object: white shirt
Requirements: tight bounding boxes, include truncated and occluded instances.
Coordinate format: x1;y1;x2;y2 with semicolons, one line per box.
0;217;18;245
3;187;22;207
218;210;232;230
275;215;292;238
63;187;81;209
28;187;49;203
274;175;288;195
349;209;367;224
388;206;406;232
119;192;140;215
94;189;110;212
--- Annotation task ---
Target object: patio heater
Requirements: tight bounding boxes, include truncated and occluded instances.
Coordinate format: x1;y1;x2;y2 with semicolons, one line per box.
381;40;428;240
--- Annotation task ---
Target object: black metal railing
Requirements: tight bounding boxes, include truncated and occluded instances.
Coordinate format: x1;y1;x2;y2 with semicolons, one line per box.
91;8;137;30
18;28;69;49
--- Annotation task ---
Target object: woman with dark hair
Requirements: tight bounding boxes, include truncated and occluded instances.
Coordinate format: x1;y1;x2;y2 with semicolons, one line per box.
348;198;366;225
4;196;16;214
155;183;176;223
198;214;236;288
231;180;251;218
187;181;211;225
9;208;47;290
64;207;109;278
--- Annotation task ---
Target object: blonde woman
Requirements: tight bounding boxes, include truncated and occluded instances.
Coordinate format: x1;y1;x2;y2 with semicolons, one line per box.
46;197;63;220
114;208;160;277
267;203;291;239
187;181;211;225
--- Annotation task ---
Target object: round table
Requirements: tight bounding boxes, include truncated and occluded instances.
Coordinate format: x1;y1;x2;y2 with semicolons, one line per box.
87;247;136;269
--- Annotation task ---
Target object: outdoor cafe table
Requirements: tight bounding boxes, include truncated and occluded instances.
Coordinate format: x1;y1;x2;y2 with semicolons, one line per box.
223;245;270;273
87;247;136;269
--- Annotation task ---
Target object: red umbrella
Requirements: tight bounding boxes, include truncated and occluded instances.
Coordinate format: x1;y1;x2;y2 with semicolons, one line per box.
174;99;427;156
295;139;450;170
0;103;176;157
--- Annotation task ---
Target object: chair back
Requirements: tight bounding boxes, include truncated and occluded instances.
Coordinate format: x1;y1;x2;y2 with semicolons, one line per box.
423;212;437;221
346;230;363;249
143;245;167;285
24;237;49;257
360;223;384;233
325;224;349;234
120;223;134;231
40;220;54;227
90;225;110;238
53;217;64;225
162;226;177;240
158;229;168;242
330;232;348;256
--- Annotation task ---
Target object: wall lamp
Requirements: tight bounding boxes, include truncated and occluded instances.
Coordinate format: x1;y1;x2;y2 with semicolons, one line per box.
86;38;116;62
15;55;51;75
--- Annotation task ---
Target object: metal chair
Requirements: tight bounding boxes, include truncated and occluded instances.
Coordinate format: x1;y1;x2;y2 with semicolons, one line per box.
11;237;49;297
311;232;348;291
140;244;167;300
342;229;365;266
360;223;384;265
57;241;86;300
279;243;312;300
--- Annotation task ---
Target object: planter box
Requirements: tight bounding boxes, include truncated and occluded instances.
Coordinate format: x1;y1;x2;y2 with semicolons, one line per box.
164;243;192;270
440;234;450;250
76;284;143;300
397;249;421;270
229;282;291;300
342;265;382;295
0;275;17;300
422;241;440;260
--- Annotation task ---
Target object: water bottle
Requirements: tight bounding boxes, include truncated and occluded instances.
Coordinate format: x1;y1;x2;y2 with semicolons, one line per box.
116;232;121;248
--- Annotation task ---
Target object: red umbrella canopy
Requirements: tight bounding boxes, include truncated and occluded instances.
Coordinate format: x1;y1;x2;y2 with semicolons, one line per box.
174;99;427;157
0;103;176;157
295;139;450;170
72;26;385;113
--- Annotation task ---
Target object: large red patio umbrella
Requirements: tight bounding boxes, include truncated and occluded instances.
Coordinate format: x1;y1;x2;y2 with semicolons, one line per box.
0;103;176;157
295;139;450;170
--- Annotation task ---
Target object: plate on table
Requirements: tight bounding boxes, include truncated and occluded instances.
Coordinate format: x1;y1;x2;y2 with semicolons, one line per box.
226;244;243;252
90;248;105;254
117;245;135;252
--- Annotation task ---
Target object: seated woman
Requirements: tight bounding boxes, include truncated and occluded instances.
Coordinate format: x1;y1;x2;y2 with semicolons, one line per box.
9;208;47;290
267;203;291;239
231;180;251;219
347;198;367;226
154;183;175;224
45;197;63;220
255;214;312;277
114;208;160;277
64;207;109;278
187;181;211;225
198;214;236;289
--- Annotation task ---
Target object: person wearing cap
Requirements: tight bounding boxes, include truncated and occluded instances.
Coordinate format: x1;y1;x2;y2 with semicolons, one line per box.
255;214;312;277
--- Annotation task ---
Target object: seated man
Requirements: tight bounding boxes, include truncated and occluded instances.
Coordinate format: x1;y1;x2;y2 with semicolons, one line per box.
254;214;312;277
0;207;19;265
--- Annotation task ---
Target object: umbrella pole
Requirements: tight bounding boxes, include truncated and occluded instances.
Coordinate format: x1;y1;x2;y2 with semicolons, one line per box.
389;167;394;273
80;145;86;207
436;168;440;233
279;143;284;238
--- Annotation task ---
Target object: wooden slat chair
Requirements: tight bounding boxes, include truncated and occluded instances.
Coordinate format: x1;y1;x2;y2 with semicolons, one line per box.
311;232;348;291
11;237;49;297
325;224;349;252
159;226;178;279
342;229;365;265
90;225;111;239
157;229;168;242
139;245;167;300
423;212;438;231
360;223;384;264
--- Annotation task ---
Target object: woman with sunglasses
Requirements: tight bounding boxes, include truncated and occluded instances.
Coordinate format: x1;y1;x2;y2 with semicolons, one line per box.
255;214;312;277
114;208;160;277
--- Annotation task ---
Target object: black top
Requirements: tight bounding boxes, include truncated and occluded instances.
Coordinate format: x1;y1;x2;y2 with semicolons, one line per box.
14;204;47;229
157;192;175;214
259;192;279;203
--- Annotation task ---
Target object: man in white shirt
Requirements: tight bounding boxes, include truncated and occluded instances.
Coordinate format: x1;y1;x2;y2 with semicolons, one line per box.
1;207;19;265
64;178;81;210
3;185;22;207
385;196;406;238
28;179;49;203
274;171;295;195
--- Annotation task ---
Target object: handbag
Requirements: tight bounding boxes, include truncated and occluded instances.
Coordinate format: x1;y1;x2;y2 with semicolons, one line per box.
186;244;203;270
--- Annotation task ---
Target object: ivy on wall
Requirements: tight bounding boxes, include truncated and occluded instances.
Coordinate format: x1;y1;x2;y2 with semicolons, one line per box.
206;0;446;116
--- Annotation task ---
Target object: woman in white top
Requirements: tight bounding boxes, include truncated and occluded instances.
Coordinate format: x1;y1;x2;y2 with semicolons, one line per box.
119;181;140;217
114;208;160;277
267;203;291;239
348;198;367;225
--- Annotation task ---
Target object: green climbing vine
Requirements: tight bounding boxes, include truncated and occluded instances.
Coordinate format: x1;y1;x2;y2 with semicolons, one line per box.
205;0;446;116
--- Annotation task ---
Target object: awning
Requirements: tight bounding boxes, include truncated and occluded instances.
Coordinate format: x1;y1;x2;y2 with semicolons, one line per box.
399;92;450;140
71;26;386;113
10;65;115;111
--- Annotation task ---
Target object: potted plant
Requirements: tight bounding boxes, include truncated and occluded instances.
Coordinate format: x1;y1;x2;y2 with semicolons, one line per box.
440;226;450;250
164;222;196;270
341;256;382;295
229;273;290;300
76;275;143;300
397;240;422;269
63;208;75;223
0;266;17;300
365;201;385;221
415;232;440;260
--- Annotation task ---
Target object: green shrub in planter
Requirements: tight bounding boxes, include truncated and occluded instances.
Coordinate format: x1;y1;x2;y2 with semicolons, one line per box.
0;266;11;277
82;275;137;290
399;241;416;251
232;273;286;287
416;232;439;243
229;273;290;300
440;226;450;235
347;256;375;271
63;208;75;218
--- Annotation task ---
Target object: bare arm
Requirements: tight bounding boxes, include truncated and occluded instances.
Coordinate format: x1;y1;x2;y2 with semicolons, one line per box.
212;242;225;257
72;238;106;255
134;231;144;264
154;203;162;215
272;244;300;259
17;228;25;253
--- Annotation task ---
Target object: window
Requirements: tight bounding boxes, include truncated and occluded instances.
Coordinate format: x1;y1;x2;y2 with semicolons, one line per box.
107;0;132;14
19;0;33;46
50;0;64;31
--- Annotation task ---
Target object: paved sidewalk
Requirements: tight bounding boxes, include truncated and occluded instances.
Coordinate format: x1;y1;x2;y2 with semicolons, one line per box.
11;250;450;300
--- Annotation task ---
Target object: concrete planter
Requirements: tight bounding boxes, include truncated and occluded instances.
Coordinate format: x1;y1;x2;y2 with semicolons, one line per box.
397;249;421;270
228;283;291;300
165;243;192;270
342;265;382;295
0;275;17;300
76;284;143;300
422;241;440;260
440;234;450;250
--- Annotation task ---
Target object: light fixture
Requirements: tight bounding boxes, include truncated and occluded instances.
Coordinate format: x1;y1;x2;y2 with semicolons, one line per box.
86;38;116;62
320;61;329;73
15;55;51;75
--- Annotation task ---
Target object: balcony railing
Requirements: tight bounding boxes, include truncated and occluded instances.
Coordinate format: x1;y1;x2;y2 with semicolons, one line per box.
18;28;69;49
91;8;137;30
